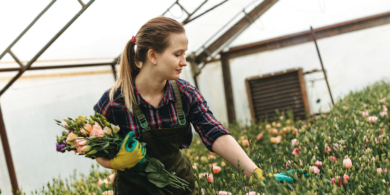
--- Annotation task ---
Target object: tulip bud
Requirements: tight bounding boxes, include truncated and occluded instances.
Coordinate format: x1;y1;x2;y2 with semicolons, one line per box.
88;119;95;125
87;150;97;155
70;145;78;149
195;181;198;189
56;136;62;144
81;145;91;152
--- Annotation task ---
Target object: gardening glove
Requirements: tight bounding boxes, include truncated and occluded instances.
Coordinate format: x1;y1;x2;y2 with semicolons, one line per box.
109;131;146;171
271;169;309;183
249;168;265;184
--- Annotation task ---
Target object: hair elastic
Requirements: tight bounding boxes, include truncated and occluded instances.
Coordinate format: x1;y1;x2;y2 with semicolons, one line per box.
131;36;136;45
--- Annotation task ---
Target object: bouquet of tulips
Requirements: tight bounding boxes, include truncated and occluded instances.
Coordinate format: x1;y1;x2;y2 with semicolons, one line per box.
54;113;191;195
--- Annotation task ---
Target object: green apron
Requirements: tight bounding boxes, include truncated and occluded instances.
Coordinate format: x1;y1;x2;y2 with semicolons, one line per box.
114;80;198;195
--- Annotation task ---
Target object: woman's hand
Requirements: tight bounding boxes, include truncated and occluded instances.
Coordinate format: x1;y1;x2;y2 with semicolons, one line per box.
109;131;146;171
96;157;111;169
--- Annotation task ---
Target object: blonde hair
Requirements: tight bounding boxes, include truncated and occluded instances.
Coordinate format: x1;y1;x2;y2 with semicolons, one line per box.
109;16;185;112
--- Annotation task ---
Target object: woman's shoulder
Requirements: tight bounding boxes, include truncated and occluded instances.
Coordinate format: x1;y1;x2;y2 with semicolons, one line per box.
175;78;197;92
174;78;203;102
94;87;125;110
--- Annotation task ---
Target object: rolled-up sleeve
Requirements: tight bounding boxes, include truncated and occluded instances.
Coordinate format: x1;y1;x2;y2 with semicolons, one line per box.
187;84;231;152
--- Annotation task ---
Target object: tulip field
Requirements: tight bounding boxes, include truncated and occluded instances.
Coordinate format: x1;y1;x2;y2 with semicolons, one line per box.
4;81;390;195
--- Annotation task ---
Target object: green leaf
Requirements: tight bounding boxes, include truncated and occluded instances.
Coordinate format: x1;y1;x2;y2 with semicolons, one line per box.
147;171;171;188
145;158;164;173
101;142;109;150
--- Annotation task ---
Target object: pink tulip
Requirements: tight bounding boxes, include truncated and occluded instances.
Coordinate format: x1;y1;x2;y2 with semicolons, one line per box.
377;168;383;173
75;137;88;146
372;157;376;161
109;173;115;183
76;146;85;154
291;139;299;146
256;133;263;140
292;148;299;156
212;165;221;174
61;121;68;128
385;169;388;174
293;129;298;134
90;122;105;137
384;105;388;112
245;192;260;195
271;129;278;135
332;174;349;187
309;166;320;174
217;191;232;195
379;97;386;103
314;160;322;168
324;146;332;153
242;139;249;147
328;156;338;162
379;135;383;140
380;112;387;117
360;111;369;117
343;158;352;169
368;116;378;124
270;136;282;144
97;179;104;187
206;174;213;182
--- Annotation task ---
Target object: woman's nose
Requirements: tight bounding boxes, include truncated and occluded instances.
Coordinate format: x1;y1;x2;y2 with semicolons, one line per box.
180;56;187;66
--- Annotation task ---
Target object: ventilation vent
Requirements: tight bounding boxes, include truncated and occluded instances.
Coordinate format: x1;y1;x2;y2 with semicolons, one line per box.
246;68;310;121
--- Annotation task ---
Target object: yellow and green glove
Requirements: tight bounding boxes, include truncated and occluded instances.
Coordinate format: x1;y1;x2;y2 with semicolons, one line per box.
250;168;303;184
249;168;265;184
109;131;146;171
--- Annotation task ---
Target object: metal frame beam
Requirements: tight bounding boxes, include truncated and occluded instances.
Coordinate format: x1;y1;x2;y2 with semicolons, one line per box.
162;0;228;25
223;11;390;58
195;0;278;65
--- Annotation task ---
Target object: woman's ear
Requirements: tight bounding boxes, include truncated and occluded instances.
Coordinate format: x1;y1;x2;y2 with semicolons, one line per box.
147;49;157;65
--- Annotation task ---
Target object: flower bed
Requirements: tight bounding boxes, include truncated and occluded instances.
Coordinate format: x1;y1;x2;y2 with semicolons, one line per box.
10;81;390;194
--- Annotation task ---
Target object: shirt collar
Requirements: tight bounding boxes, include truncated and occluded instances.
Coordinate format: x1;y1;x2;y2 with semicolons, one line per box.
132;76;176;108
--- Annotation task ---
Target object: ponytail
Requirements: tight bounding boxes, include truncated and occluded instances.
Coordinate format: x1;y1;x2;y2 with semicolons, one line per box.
109;39;139;113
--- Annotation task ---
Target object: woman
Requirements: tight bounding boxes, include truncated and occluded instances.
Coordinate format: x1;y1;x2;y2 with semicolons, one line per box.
93;16;264;195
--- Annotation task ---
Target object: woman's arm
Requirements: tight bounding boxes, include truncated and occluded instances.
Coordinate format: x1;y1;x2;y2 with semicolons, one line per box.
96;157;111;169
211;134;257;178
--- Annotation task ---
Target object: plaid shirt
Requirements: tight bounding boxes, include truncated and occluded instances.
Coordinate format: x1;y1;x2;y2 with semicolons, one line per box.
93;78;231;152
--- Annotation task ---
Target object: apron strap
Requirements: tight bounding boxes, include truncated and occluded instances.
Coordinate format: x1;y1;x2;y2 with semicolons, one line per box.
171;80;187;126
132;101;150;131
132;80;186;132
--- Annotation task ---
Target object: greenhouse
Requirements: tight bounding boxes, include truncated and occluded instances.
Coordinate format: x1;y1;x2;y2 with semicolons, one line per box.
1;0;390;194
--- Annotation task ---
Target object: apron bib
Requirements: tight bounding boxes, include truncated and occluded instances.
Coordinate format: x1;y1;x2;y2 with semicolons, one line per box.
114;80;197;195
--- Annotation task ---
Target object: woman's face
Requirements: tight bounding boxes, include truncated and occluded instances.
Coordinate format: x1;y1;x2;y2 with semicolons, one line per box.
155;33;188;80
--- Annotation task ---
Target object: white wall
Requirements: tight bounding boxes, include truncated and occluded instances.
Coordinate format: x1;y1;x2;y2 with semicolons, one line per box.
185;23;390;125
